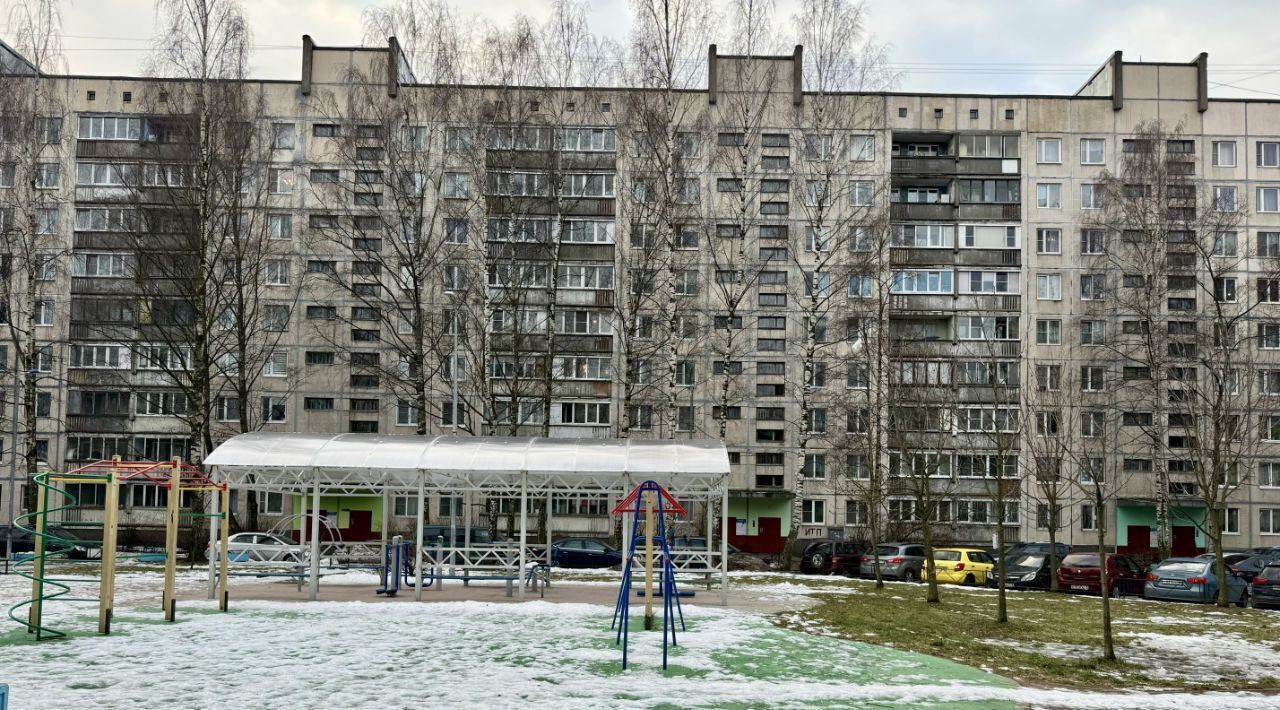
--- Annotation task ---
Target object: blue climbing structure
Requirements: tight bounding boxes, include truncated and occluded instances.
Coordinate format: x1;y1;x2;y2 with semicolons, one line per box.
610;480;687;670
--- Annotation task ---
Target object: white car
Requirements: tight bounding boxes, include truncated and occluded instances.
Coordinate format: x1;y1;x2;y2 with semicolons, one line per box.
210;532;302;563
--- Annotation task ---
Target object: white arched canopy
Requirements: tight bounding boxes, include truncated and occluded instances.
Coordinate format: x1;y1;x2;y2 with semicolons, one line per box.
203;433;730;495
202;433;732;604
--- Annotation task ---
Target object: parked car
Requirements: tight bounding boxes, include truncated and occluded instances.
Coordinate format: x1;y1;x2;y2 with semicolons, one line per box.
1249;563;1280;609
800;540;865;575
1057;552;1146;596
1;524;99;560
1144;557;1249;606
418;526;501;547
538;538;622;569
1194;552;1254;568
929;548;995;586
670;537;742;554
210;532;302;563
997;542;1070;567
1246;546;1280;557
995;552;1054;590
859;543;927;582
1230;554;1280;580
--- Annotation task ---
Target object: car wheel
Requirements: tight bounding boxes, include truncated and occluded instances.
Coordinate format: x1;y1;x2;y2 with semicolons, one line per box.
1113;583;1126;599
963;574;976;586
810;552;827;573
1238;590;1250;608
903;569;918;583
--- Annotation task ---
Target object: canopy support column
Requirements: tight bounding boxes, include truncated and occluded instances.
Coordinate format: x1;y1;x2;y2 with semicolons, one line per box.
206;481;217;600
414;473;426;601
379;488;390;576
518;470;527;602
545;490;553;566
308;473;321;600
720;485;729;606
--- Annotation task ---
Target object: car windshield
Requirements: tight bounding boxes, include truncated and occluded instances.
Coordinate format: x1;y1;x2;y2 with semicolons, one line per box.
934;550;961;561
875;545;900;557
47;527;80;541
1262;566;1280;581
1157;561;1208;575
1062;554;1099;568
1009;554;1045;569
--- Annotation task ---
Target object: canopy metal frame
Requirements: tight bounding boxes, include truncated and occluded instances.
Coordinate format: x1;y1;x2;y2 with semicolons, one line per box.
204;433;731;604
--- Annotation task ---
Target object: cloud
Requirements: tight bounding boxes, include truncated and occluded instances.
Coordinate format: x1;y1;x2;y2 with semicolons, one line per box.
40;0;1280;98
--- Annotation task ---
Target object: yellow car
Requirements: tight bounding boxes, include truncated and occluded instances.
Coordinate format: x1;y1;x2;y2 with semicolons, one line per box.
929;548;995;586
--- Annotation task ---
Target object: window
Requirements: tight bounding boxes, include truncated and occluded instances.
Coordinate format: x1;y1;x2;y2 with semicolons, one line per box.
262;350;287;377
1213;186;1238;212
850;181;874;207
1036;183;1061;208
1080;366;1105;392
804;133;833;160
1214;277;1238;303
35;162;59;189
1035;364;1061;391
1035;319;1061;345
264;305;290;331
762;156;789;171
443;172;470;199
1081;229;1105;254
271;123;295;150
1036;228;1061;254
957;316;1019;341
1081;183;1104;209
72;252;133;278
1260;142;1280;168
850;135;876;161
1258;187;1280;213
1080;273;1105;300
1036;137;1061;163
1036;274;1061;300
1080;138;1104;165
891;270;953;294
801;499;826;525
265;259;290;286
957;179;1018;203
1213;140;1236;167
78;115;141;140
1264;509;1280;535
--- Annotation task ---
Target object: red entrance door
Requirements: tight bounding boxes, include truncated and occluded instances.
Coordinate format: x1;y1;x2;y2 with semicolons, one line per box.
1172;526;1198;557
756;517;784;554
346;510;374;541
1123;525;1151;556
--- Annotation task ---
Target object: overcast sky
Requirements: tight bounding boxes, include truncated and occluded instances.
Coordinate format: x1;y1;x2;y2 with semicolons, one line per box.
14;0;1280;99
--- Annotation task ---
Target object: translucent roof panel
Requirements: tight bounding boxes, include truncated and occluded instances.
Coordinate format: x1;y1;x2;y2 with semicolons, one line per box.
204;433;730;484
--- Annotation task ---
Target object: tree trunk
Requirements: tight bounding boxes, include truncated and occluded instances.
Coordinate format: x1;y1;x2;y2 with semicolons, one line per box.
922;520;940;604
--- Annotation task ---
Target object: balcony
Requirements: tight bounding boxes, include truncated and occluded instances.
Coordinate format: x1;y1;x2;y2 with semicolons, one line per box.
891;203;956;221
957;157;1020;175
891;156;956;174
958;203;1020;221
957;249;1021;267
889;294;954;313
889;339;953;358
955;294;1021;312
889;247;954;267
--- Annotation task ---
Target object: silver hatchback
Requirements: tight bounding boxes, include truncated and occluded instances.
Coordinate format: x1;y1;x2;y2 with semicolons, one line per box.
859;543;926;582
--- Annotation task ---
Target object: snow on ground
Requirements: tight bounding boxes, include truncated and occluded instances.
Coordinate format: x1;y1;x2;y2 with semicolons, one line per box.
1120;630;1280;682
0;595;1267;710
975;638;1096;661
3;567;1279;708
0;597;1020;709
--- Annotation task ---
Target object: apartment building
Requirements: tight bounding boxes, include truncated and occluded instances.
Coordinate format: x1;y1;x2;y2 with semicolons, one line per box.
3;39;1280;558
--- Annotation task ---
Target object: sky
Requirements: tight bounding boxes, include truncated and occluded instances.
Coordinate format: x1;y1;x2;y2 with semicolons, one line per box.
10;0;1280;99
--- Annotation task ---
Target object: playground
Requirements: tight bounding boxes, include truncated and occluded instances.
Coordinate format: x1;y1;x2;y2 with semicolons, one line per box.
3;433;1270;708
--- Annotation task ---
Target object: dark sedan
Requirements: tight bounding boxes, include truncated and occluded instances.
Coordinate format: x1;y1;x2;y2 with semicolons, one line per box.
993;552;1054;590
1;524;99;560
540;538;623;569
1250;564;1280;609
